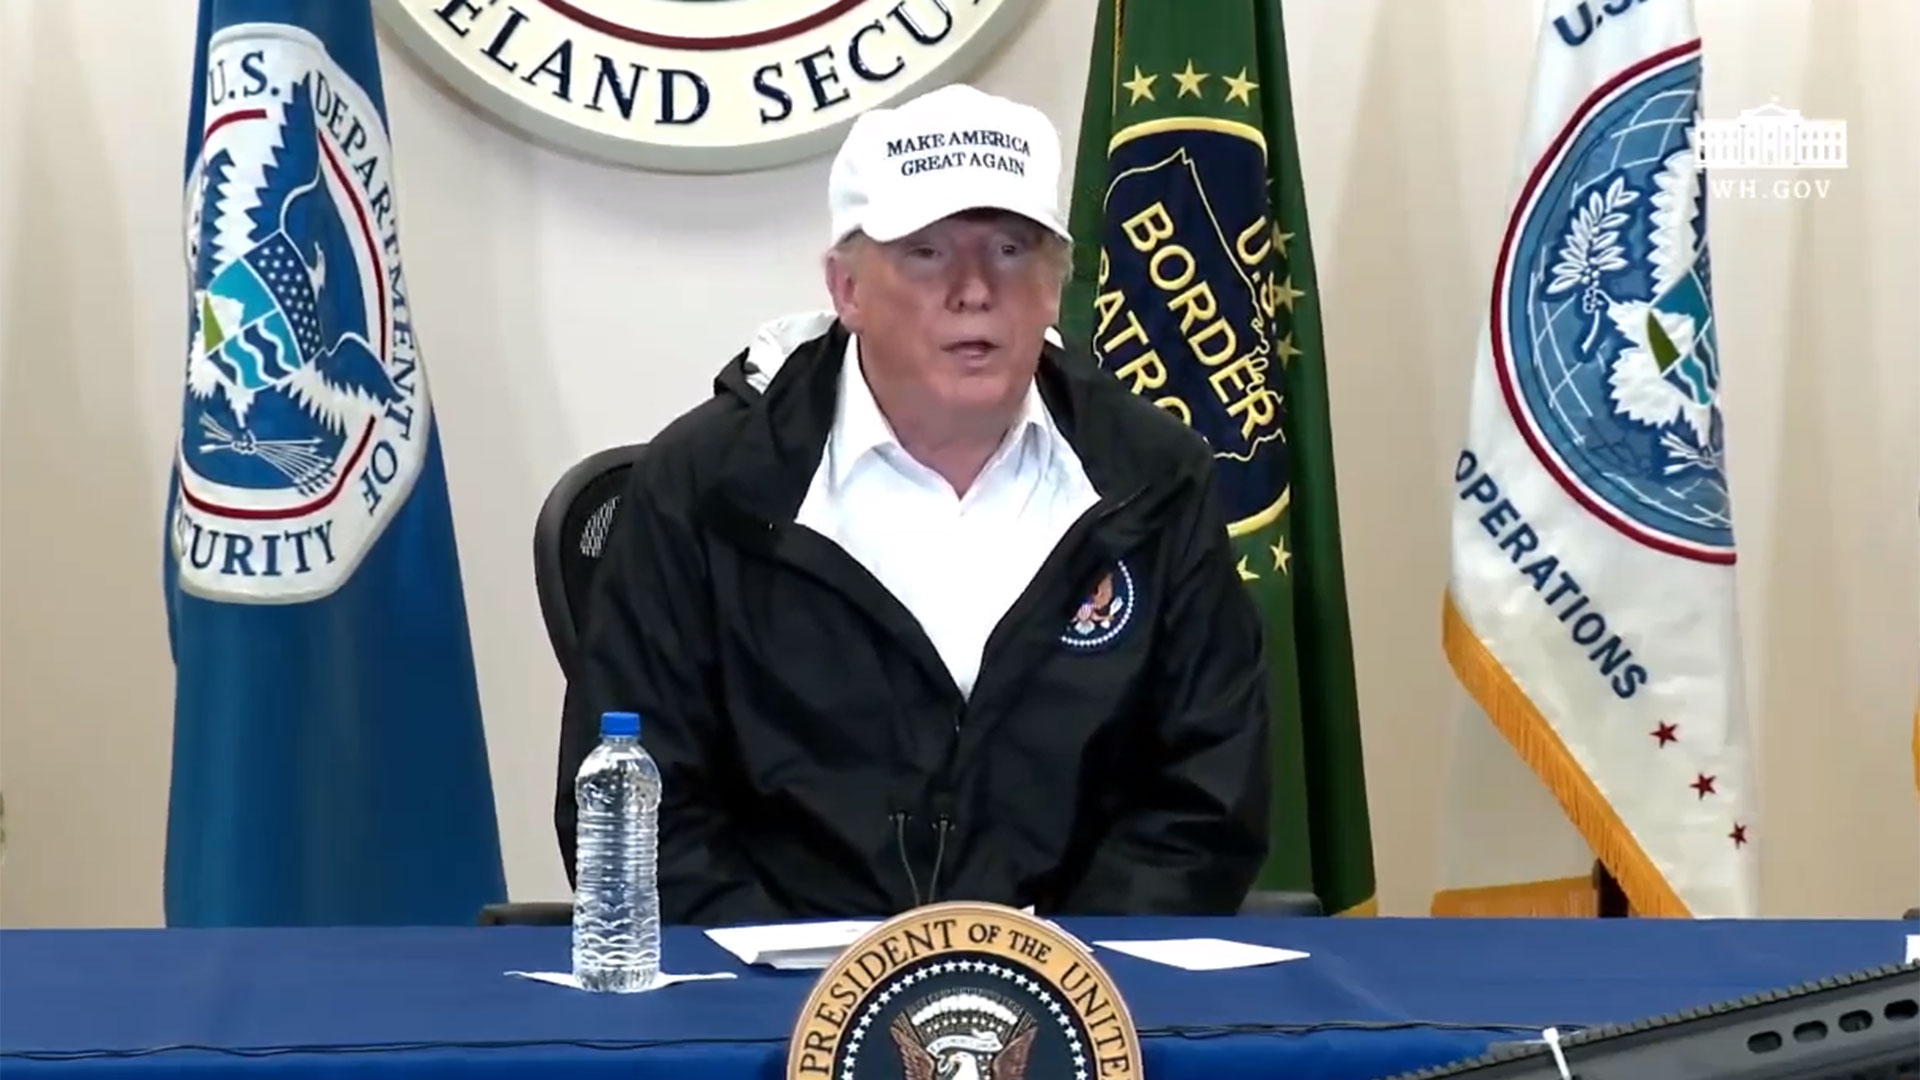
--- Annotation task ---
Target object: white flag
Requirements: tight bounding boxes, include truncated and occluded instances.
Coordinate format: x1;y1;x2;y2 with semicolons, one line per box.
1440;0;1758;918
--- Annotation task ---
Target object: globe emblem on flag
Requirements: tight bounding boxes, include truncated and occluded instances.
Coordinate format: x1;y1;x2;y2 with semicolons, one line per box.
175;27;429;603
1497;51;1734;563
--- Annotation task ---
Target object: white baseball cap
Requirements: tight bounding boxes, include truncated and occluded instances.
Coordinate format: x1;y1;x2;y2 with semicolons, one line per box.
827;83;1070;247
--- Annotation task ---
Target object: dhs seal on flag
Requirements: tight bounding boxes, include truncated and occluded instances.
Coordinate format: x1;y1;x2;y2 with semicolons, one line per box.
175;24;430;603
787;902;1141;1080
1495;44;1731;564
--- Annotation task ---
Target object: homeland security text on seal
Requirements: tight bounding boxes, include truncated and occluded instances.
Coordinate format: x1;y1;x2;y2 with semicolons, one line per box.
177;24;432;604
787;902;1141;1080
374;0;1038;173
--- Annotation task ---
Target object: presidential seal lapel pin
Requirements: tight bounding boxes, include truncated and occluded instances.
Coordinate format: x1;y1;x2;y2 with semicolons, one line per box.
787;902;1141;1080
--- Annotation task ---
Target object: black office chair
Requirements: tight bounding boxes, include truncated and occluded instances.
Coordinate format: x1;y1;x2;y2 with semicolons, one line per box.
533;442;651;682
475;444;649;928
478;900;570;926
1239;890;1325;917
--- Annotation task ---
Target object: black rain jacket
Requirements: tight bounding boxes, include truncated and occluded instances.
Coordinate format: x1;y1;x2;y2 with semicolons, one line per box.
556;314;1270;925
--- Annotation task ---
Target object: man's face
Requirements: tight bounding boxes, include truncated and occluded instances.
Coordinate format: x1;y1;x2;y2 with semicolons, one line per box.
827;210;1064;421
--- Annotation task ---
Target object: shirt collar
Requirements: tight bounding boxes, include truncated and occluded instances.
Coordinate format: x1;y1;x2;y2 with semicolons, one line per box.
829;335;1055;491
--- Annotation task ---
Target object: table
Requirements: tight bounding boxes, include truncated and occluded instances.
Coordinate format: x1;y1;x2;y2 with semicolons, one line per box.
3;916;1911;1080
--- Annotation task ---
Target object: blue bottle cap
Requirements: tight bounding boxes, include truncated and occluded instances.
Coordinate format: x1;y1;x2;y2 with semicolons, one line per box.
601;711;640;738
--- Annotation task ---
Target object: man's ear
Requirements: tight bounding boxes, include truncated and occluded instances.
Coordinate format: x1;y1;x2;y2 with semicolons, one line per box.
823;242;862;330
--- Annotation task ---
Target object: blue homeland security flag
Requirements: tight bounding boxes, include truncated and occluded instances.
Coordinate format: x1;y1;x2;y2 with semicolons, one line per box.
165;0;506;926
1435;0;1758;918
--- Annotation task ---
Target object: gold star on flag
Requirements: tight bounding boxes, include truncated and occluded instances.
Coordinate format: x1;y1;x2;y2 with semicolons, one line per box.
1277;333;1303;365
1273;225;1294;256
1236;556;1259;582
1122;67;1157;104
1173;60;1208;98
1271;539;1292;574
1276;276;1306;312
1223;68;1259;105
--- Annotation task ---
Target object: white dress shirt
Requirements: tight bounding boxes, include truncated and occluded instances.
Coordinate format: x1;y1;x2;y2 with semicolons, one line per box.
795;337;1101;698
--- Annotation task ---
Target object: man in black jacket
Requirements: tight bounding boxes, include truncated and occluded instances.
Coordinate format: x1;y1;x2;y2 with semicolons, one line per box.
557;84;1270;926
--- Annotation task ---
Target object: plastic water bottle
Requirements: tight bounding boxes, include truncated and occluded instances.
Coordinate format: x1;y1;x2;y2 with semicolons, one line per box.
572;710;662;992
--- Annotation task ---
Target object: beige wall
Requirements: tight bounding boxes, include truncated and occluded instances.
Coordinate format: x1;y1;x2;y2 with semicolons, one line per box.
1;0;1915;927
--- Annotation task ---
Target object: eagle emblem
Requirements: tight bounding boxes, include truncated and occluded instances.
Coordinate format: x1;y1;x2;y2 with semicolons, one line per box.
783;902;1141;1080
1071;573;1121;636
1061;560;1137;651
889;992;1036;1080
187;72;401;495
1498;49;1733;561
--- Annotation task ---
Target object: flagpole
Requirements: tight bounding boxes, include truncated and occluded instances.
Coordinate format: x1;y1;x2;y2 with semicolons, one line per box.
1594;862;1629;917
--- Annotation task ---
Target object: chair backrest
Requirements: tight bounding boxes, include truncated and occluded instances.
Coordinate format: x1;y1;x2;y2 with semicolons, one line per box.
533;443;649;681
1237;890;1325;917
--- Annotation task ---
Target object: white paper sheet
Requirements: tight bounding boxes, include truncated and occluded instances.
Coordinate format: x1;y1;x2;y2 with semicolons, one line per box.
704;920;881;970
1092;937;1311;971
506;970;737;992
1905;935;1919;965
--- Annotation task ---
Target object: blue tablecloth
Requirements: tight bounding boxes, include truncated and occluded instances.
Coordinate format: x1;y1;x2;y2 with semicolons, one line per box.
3;916;1910;1080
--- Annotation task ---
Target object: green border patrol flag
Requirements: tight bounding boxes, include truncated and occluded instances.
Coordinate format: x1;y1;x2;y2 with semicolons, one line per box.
1063;0;1376;915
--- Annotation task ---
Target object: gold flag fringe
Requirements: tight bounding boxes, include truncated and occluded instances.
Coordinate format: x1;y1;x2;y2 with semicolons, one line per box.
1441;591;1691;917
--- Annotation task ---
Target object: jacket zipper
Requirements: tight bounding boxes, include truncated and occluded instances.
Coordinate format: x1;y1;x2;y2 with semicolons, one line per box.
925;704;963;903
915;484;1154;905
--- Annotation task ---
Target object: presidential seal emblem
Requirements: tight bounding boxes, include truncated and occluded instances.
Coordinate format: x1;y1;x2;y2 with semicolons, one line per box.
176;24;430;603
1061;561;1136;652
373;0;1039;173
1497;42;1733;563
788;902;1140;1080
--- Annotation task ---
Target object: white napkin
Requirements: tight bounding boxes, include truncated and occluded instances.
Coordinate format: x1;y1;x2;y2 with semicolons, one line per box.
704;920;881;970
506;969;737;992
1092;937;1311;971
704;908;1051;971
